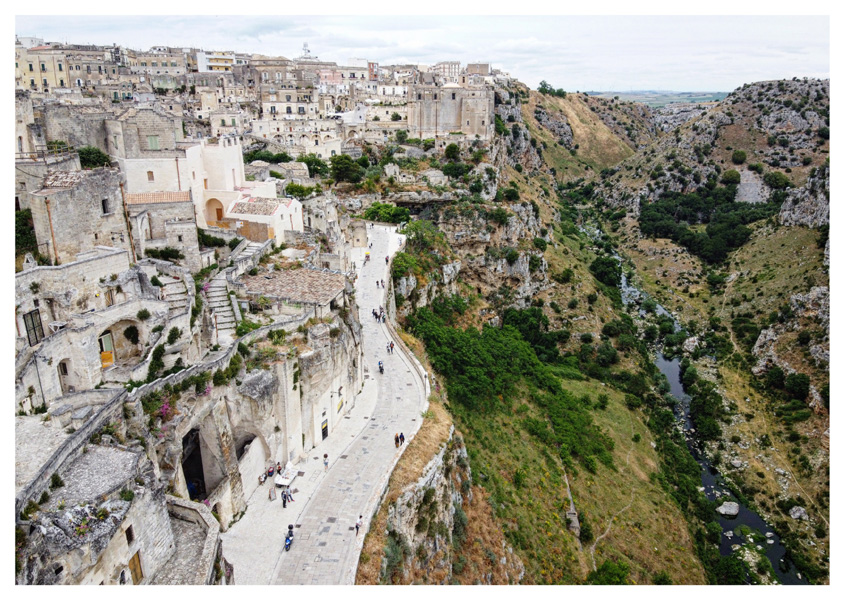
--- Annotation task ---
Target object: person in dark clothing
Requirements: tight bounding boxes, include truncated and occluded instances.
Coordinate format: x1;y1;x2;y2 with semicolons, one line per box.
394;433;400;448
400;432;405;445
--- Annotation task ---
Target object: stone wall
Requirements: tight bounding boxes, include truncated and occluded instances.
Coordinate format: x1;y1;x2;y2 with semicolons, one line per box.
30;168;131;265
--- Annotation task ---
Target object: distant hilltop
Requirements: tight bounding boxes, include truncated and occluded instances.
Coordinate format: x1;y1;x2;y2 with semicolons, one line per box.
583;90;729;107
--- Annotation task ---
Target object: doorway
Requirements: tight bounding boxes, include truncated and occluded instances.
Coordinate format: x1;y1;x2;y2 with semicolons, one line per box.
181;428;207;500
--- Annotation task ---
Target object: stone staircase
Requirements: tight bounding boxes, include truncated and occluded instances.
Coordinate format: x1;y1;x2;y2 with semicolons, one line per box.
236;241;264;262
207;271;236;345
158;275;190;317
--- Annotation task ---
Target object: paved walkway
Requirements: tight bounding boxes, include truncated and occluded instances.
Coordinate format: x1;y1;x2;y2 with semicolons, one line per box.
219;224;429;585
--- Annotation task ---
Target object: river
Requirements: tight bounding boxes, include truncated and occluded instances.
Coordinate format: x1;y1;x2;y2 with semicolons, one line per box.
620;271;806;585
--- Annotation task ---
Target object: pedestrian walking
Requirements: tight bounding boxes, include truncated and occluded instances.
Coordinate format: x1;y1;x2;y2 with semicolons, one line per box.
381;279;385;288
376;280;380;289
282;491;287;508
286;488;294;503
400;432;405;445
356;515;363;536
394;433;400;448
390;341;394;352
385;256;389;265
324;453;329;471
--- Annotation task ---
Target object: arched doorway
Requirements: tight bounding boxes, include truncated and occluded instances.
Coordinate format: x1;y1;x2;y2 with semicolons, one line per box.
98;330;114;369
205;198;224;226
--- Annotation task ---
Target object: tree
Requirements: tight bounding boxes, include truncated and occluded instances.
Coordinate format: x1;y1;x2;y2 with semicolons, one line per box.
298;153;329;178
395;130;409;144
329;154;364;183
285;183;315;200
765;365;785;389
444;143;460;161
721;169;741;185
763;171;792;190
78;146;112;169
785;373;810;400
731;150;747;164
390;112;402;121
589;256;621;287
587;559;629;585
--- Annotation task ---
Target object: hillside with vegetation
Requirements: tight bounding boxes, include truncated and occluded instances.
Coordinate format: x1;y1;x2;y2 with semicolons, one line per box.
358;76;828;585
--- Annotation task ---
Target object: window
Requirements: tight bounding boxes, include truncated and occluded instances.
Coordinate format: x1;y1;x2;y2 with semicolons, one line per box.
24;310;44;346
452;93;456;100
171;62;177;67
105;289;115;307
151;62;157;67
286;95;291;101
28;64;33;71
434;94;438;100
146;135;160;150
59;79;64;87
41;63;46;72
141;62;147;67
58;63;63;71
177;235;183;242
43;79;48;86
147;171;155;182
221;119;226;126
125;525;135;545
231;118;235;126
285;106;291;114
101;198;110;214
59;362;68;376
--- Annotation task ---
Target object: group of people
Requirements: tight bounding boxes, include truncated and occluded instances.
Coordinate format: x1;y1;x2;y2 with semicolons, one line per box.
385;341;395;354
375;279;386;289
372;306;386;323
394;432;405;448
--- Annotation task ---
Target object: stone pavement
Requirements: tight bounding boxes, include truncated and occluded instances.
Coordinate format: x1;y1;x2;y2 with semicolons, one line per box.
219;224;430;585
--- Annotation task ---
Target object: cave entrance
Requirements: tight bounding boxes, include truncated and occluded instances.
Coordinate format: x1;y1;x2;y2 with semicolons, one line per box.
182;428;207;500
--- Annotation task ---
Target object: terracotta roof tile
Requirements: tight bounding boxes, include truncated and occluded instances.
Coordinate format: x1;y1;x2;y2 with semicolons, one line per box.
125;191;192;205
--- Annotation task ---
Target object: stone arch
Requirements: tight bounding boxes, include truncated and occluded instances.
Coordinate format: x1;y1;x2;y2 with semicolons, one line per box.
57;359;74;394
205;198;224;224
106;319;144;363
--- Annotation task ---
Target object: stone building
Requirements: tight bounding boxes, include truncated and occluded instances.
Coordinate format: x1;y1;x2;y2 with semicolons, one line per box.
406;82;495;141
14;249;193;409
125;191;203;272
29;168;132;266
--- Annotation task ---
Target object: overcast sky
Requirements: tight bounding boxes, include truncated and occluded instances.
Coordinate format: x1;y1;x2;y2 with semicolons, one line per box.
15;14;829;92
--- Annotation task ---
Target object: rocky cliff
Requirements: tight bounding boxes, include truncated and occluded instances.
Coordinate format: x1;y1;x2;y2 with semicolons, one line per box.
779;161;830;227
373;429;524;584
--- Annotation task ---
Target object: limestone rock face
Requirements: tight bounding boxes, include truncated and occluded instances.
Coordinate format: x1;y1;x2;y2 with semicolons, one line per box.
533;106;573;148
780;162;830;228
237;369;279;404
378;431;524;584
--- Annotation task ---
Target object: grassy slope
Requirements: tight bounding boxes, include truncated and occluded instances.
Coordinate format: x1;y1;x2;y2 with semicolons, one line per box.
609;218;829;579
523;92;635;183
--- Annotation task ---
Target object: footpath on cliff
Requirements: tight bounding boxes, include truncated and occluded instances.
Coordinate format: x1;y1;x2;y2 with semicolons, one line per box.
219;223;430;584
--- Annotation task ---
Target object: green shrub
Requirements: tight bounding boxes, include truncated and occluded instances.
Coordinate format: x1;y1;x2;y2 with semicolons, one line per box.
166;327;181;345
489;208;509;226
119;488;135;502
731;150;747;165
78;146;112;169
137;309;151;321
50;473;64;489
533;237;547;251
124;325;139;345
